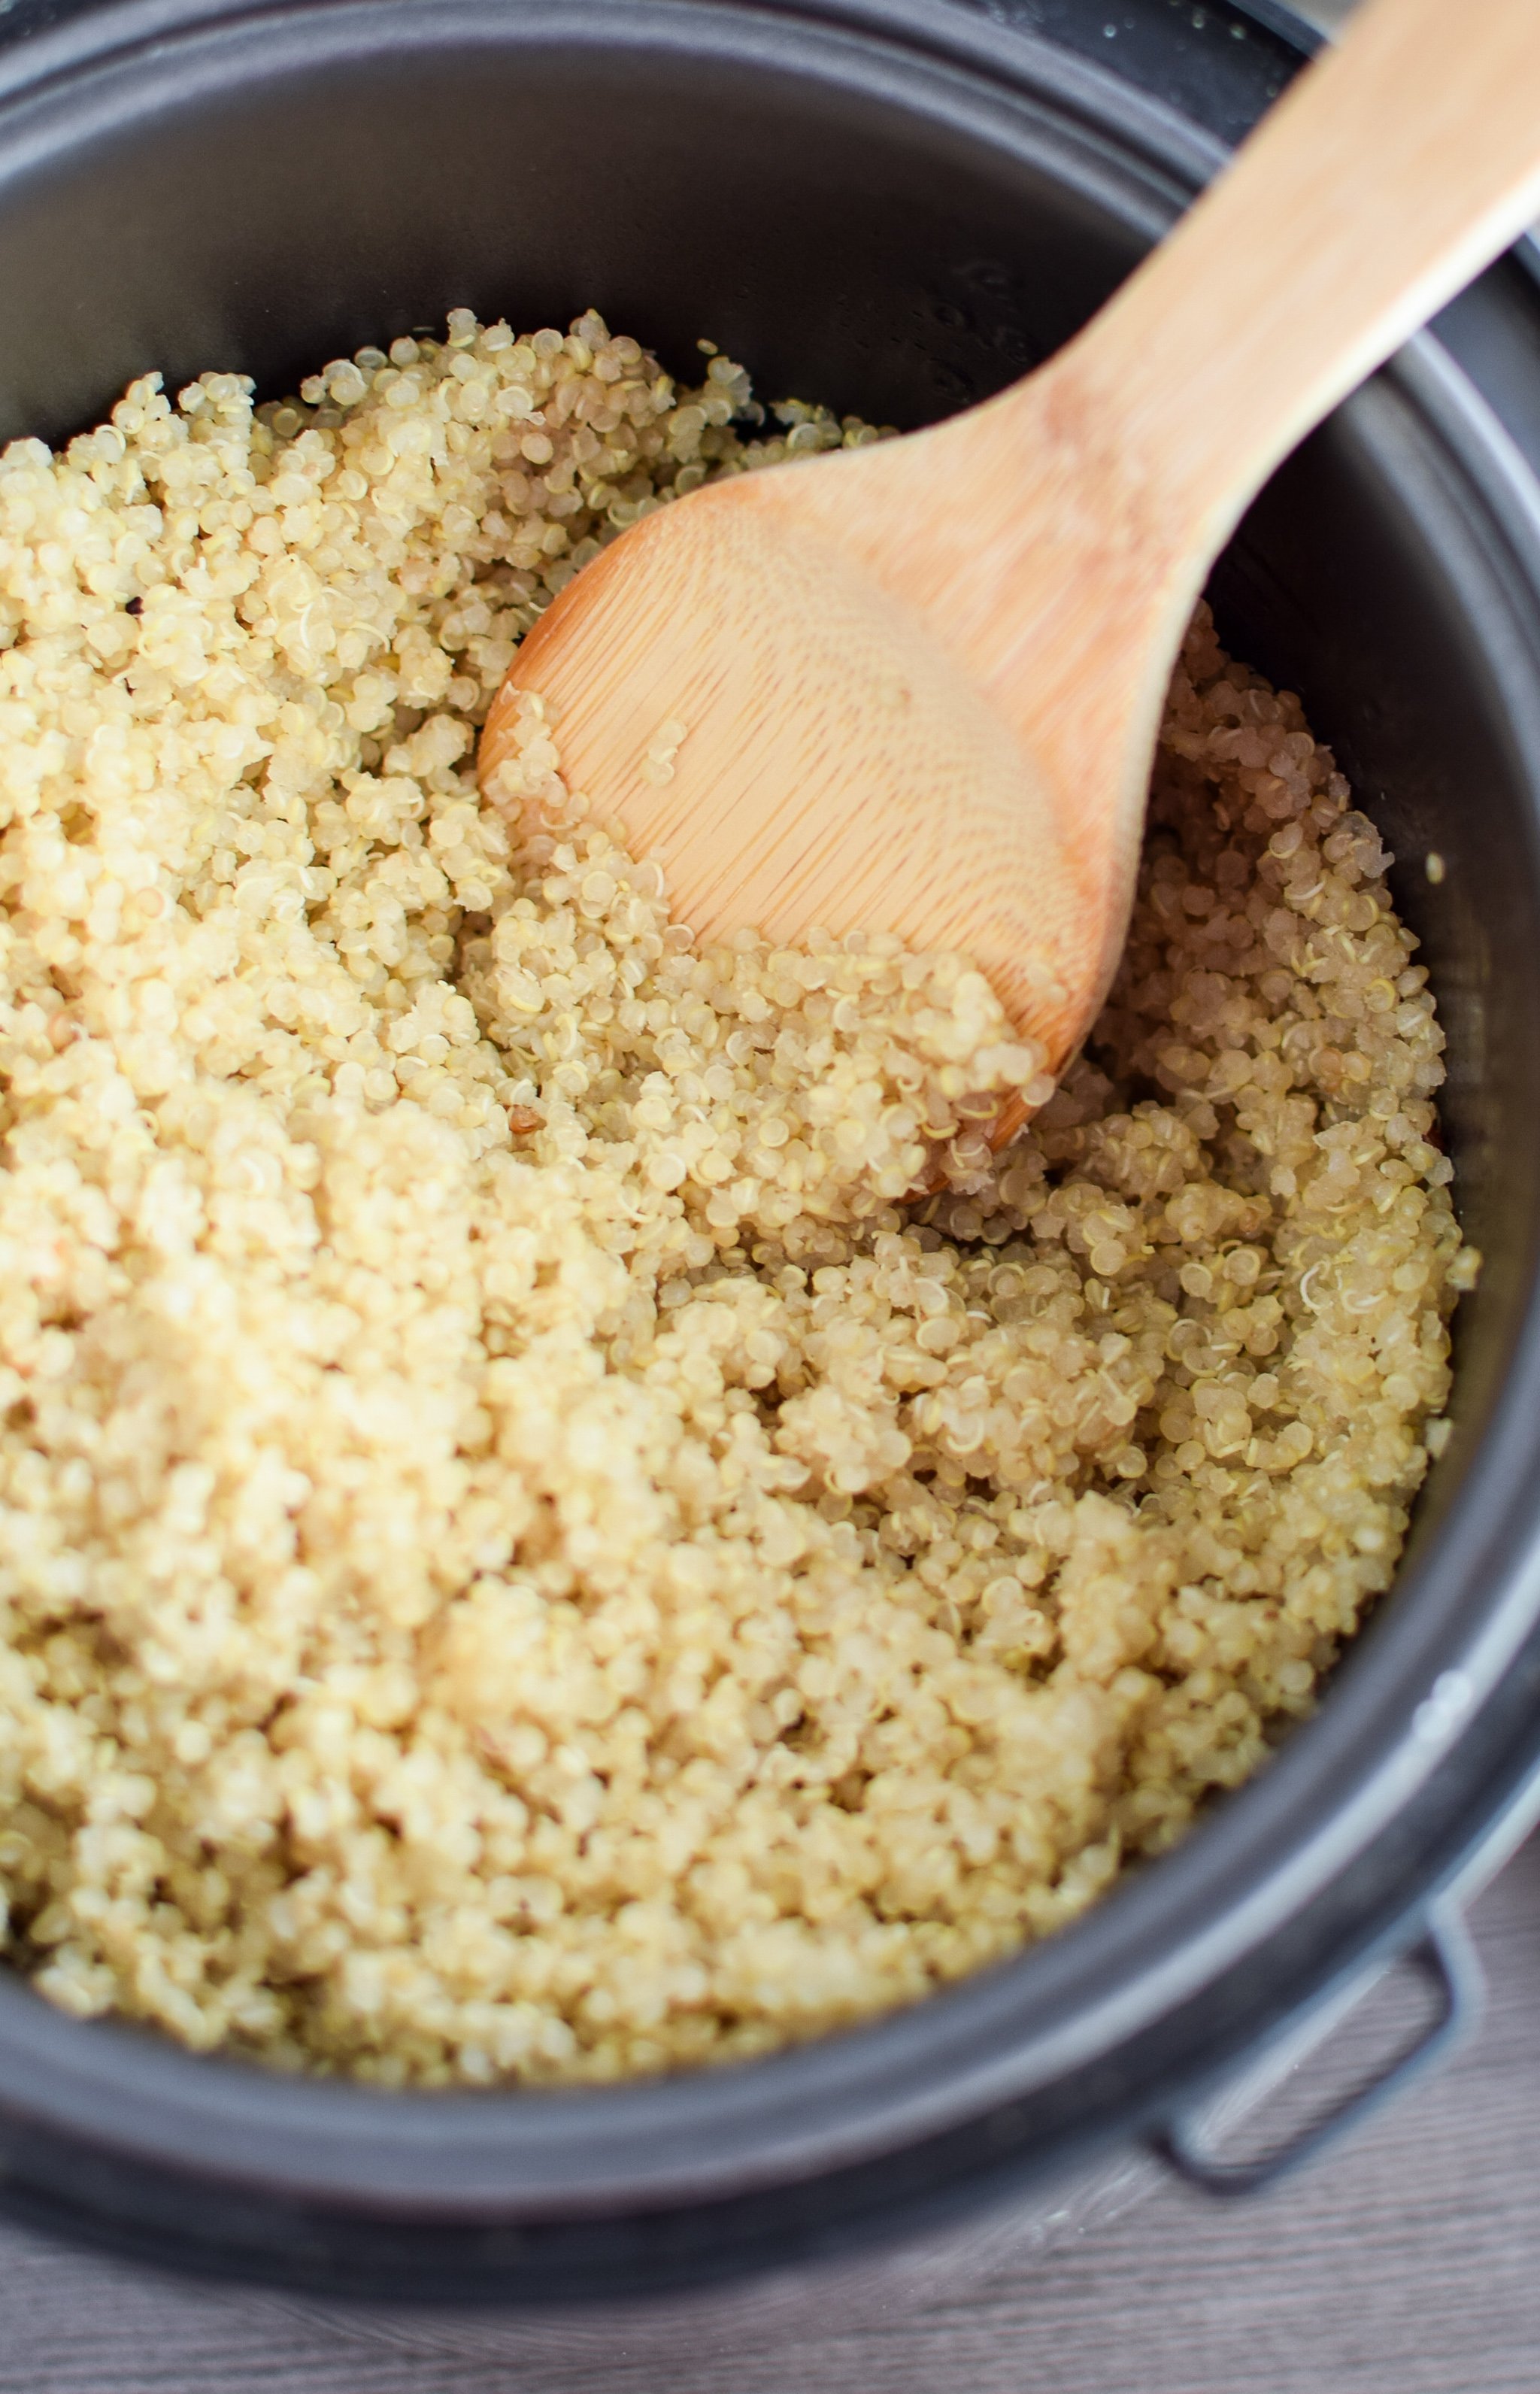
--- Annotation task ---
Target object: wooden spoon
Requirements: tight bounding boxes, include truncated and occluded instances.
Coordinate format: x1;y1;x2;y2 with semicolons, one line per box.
483;0;1540;1141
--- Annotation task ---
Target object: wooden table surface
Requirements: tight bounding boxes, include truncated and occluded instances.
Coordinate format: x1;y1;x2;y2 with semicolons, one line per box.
1;1825;1537;2394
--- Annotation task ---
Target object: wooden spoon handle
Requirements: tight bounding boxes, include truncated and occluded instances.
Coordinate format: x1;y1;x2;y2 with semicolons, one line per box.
1041;0;1540;558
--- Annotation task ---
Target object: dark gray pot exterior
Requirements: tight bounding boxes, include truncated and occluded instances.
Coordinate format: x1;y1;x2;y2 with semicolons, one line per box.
0;0;1538;2315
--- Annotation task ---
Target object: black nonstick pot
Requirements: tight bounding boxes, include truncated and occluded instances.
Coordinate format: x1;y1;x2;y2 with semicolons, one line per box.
3;0;1540;2337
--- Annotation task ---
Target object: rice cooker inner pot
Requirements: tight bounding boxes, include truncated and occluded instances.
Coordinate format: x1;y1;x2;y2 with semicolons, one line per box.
0;0;1538;2305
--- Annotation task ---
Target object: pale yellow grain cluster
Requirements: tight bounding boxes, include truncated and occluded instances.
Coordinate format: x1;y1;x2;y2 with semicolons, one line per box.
0;314;1472;2084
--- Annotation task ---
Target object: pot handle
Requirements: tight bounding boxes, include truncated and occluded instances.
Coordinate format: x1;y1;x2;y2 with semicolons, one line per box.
1147;1903;1484;2198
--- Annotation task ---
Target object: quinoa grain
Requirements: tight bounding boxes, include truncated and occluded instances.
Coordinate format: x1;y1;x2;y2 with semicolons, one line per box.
0;314;1471;2083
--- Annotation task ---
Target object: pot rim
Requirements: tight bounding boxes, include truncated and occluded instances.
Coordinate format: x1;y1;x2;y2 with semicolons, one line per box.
1;0;1538;2227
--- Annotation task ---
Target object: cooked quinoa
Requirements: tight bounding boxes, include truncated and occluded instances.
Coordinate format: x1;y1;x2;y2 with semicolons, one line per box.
0;312;1473;2085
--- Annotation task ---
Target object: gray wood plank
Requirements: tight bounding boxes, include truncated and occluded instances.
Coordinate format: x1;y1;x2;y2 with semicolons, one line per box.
4;1834;1540;2394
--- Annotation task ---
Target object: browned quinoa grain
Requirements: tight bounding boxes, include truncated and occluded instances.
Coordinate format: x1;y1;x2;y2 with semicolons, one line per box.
0;312;1475;2085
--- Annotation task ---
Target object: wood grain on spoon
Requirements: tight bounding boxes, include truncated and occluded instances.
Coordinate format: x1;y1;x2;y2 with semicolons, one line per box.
484;0;1540;1147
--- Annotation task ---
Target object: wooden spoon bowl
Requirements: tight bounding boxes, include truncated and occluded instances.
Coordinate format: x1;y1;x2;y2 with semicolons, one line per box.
484;0;1540;1133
